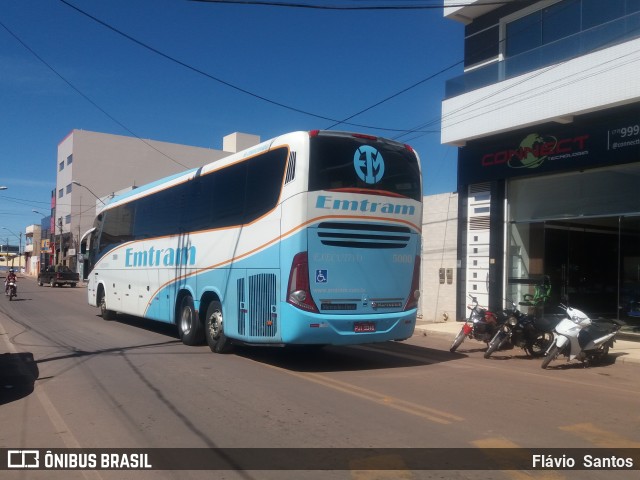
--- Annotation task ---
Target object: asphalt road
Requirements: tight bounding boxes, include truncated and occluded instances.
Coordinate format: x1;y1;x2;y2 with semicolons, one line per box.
1;277;639;480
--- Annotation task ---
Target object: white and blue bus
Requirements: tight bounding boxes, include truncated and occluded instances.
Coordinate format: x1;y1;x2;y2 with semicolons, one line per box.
83;131;422;352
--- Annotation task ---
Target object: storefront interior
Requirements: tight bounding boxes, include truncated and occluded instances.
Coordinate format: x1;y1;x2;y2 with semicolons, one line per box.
507;163;640;323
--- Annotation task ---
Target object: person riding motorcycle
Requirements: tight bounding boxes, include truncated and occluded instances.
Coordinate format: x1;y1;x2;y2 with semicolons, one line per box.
5;268;17;296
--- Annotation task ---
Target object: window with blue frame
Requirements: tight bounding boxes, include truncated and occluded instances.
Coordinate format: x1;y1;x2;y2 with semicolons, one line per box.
506;0;640;59
446;0;640;97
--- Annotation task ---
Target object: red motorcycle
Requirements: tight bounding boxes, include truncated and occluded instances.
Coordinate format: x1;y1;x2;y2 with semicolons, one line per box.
450;295;499;352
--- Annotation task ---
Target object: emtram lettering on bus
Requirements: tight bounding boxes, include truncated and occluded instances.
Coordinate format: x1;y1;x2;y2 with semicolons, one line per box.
315;195;415;216
125;245;197;267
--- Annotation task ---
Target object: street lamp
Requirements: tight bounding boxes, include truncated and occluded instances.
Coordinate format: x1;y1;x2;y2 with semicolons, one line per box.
72;181;105;205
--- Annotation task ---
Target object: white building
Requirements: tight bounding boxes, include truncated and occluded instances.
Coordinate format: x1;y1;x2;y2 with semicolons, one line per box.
24;224;42;275
442;0;640;320
420;192;458;323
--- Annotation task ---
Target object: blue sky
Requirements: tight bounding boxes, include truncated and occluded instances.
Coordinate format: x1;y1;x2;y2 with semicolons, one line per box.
0;0;463;244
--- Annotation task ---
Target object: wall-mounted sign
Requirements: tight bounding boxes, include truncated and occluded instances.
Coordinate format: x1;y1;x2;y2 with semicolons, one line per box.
459;107;639;185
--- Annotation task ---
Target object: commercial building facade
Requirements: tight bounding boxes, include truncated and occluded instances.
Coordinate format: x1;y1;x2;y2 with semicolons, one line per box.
443;0;640;322
51;130;259;272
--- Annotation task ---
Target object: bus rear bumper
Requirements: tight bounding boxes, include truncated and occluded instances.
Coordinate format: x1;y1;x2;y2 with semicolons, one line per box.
279;304;417;345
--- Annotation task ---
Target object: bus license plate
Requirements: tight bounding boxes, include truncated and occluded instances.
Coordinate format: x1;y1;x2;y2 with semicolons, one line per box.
354;322;376;333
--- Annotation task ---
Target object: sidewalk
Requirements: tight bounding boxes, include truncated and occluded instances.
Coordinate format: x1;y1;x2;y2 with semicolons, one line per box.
414;320;640;366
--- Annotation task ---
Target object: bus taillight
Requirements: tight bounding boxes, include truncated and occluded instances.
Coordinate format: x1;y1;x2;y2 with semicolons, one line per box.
352;133;378;141
403;256;421;311
287;252;319;313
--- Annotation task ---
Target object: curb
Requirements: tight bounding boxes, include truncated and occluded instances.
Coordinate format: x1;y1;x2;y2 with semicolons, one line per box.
412;323;640;367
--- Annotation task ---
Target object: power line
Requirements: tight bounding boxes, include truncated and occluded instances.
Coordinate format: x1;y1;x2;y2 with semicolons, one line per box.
395;9;640;142
438;18;640;132
0;18;191;169
57;0;437;134
443;51;640;131
324;60;463;131
189;0;528;10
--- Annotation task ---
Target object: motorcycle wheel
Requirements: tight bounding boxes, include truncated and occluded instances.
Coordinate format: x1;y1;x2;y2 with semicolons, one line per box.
450;329;466;353
484;333;506;359
590;342;612;365
541;344;561;369
526;332;554;358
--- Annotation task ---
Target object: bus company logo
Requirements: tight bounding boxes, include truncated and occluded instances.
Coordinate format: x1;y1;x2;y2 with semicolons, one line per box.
124;245;196;267
354;146;385;184
315;195;416;216
481;133;589;170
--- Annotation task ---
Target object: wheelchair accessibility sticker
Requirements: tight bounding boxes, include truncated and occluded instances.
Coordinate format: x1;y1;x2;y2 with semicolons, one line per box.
315;269;328;283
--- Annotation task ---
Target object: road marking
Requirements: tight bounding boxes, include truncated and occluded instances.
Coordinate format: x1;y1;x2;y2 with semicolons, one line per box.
560;423;640;448
472;438;566;480
304;372;464;425
254;357;462;424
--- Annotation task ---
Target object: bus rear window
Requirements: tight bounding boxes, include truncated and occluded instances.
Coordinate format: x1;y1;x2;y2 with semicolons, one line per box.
308;134;421;201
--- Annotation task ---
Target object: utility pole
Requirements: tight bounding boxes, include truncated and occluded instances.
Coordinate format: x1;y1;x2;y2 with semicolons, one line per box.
57;217;63;266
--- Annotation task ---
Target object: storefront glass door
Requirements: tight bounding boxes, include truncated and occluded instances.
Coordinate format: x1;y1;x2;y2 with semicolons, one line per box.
509;216;640;321
507;163;640;321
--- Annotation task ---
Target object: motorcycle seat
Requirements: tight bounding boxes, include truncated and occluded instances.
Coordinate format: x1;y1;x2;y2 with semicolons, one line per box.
533;315;563;332
592;317;626;328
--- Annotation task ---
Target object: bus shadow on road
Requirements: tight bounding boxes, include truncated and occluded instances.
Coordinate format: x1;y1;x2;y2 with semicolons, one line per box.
98;313;463;372
233;341;460;373
101;313;181;340
0;352;38;405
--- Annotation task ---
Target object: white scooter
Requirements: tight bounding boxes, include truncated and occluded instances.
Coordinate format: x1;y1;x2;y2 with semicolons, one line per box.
541;304;624;369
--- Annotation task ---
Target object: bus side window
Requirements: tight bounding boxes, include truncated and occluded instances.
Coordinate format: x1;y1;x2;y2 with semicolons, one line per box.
244;148;287;223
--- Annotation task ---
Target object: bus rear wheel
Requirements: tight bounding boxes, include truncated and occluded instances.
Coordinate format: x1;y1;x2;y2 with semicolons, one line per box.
205;301;231;354
178;295;204;346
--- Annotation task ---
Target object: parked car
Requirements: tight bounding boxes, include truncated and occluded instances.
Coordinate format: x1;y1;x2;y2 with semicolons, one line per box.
38;265;80;288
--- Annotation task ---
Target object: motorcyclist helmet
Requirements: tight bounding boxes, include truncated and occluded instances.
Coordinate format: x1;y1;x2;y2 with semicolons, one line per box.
9;268;14;273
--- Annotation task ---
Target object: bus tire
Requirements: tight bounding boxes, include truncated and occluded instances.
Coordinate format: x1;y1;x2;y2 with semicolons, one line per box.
99;289;115;320
178;295;204;346
205;301;231;354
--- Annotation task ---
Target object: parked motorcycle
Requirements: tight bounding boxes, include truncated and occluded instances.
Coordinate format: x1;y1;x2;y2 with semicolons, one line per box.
450;295;499;352
541;304;625;369
7;280;17;301
484;300;556;359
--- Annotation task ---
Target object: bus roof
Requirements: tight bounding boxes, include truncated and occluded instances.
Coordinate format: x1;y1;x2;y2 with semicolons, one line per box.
100;131;307;212
103;168;199;210
97;130;418;213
